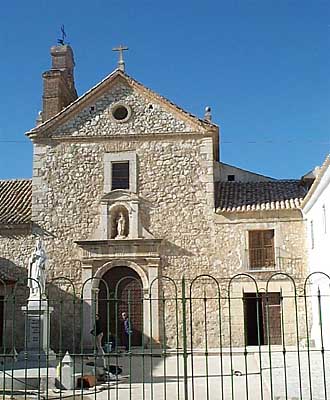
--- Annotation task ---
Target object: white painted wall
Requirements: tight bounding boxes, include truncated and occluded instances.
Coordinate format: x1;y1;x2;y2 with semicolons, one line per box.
302;159;330;348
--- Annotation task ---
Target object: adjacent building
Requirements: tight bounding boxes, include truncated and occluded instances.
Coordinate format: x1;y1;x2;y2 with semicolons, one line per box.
302;155;330;348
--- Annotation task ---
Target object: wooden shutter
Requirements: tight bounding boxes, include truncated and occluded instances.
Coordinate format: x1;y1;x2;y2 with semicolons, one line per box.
249;230;275;269
261;292;282;345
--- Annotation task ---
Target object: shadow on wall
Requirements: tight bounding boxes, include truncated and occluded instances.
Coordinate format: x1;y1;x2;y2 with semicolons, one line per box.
0;271;158;355
0;276;82;353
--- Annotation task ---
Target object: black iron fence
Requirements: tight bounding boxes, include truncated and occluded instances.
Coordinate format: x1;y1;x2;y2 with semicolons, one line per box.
0;272;329;399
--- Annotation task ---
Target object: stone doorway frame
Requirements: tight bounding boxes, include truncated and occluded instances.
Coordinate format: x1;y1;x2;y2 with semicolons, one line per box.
82;259;159;347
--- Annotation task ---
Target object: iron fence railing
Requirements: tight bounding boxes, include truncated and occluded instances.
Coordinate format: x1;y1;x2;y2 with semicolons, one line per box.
0;272;328;399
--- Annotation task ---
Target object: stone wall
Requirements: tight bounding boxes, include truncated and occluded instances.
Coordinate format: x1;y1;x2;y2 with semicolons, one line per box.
0;78;310;350
31;134;215;285
0;234;34;349
51;80;197;137
214;210;308;278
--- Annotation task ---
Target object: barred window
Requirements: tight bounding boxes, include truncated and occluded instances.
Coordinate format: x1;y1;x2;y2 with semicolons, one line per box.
248;230;275;269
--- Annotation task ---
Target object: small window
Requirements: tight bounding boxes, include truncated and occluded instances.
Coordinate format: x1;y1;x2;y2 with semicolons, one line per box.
111;162;129;190
311;220;314;249
113;105;128;120
227;175;235;182
111;103;131;122
248;230;275;270
104;151;136;193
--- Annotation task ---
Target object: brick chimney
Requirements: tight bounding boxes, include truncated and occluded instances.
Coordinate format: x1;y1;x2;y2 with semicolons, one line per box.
41;44;78;122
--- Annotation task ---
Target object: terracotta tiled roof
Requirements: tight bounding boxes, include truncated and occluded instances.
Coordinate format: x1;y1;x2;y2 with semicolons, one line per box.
0;179;32;224
216;180;307;213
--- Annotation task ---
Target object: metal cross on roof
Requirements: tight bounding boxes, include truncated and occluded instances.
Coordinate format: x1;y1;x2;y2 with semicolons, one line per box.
57;25;67;46
112;44;129;72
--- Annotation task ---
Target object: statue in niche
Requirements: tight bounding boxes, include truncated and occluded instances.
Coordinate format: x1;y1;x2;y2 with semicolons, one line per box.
115;212;127;239
28;238;47;299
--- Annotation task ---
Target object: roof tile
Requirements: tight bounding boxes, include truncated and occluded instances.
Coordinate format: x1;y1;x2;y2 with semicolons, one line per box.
216;180;307;213
0;180;32;224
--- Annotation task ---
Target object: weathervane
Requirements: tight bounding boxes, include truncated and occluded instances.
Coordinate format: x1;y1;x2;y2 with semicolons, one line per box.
57;25;67;45
112;44;128;72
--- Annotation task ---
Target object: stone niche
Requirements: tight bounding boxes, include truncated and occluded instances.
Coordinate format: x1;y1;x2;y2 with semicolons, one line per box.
109;204;129;239
100;190;140;239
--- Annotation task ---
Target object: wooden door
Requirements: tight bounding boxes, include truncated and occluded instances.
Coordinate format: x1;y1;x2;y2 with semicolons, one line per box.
244;292;281;346
261;292;282;345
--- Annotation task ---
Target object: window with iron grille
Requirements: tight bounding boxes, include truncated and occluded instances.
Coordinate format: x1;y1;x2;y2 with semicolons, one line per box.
248;229;275;269
111;162;129;190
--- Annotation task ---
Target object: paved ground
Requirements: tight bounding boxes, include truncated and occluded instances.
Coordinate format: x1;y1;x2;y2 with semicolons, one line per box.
2;348;330;399
95;348;330;400
96;350;272;400
260;348;330;400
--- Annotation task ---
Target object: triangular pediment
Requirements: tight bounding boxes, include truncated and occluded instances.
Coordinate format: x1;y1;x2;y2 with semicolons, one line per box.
26;70;217;139
100;190;139;204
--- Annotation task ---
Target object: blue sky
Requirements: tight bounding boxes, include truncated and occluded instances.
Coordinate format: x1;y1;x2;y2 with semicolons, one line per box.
0;0;329;179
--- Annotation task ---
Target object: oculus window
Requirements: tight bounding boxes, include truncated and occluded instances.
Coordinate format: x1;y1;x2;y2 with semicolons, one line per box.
110;103;132;123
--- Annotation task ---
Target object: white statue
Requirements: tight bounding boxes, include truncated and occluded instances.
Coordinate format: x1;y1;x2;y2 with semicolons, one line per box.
28;238;47;299
116;212;126;238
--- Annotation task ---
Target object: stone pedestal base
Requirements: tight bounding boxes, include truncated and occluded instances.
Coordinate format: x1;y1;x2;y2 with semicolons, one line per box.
17;299;56;366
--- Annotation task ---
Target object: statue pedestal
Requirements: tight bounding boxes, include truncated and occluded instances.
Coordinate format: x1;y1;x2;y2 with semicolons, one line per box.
17;299;56;365
0;299;57;391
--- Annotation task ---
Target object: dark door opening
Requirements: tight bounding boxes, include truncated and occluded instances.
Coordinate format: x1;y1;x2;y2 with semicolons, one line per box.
244;292;281;346
98;266;143;347
244;293;264;345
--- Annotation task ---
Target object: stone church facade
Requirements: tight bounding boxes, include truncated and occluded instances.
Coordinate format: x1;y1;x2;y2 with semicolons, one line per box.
0;44;309;350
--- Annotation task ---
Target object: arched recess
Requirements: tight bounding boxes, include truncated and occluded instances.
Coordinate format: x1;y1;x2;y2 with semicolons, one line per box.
94;261;148;347
108;204;130;239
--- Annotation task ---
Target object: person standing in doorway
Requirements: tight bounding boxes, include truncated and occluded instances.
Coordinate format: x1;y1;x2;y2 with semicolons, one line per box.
91;314;105;358
121;312;131;351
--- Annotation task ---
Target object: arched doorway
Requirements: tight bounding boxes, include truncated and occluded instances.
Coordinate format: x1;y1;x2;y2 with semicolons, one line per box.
98;266;143;347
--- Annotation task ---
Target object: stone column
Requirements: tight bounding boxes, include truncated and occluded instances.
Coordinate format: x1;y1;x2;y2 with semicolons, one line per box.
81;264;94;347
146;264;160;346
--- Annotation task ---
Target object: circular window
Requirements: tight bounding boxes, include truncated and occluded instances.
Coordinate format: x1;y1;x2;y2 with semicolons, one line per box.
111;104;131;122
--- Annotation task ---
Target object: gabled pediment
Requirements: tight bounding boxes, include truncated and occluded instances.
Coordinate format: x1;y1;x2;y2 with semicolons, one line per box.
100;190;139;204
26;70;217;139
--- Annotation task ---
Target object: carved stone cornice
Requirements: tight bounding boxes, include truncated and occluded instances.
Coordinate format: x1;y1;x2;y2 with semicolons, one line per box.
75;238;162;262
